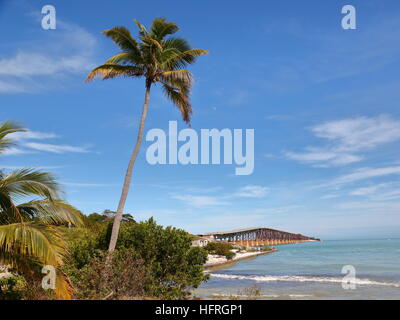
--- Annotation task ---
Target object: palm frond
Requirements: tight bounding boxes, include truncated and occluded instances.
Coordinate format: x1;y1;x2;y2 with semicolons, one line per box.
17;200;84;227
0;193;23;224
0;223;65;267
163;37;191;52
159;70;193;85
54;272;73;300
147;37;163;50
160;48;208;70
0;121;26;154
0;228;73;300
86;64;144;82
104;52;142;66
150;18;179;40
159;70;193;96
0;169;60;201
102;27;140;54
133;19;148;38
162;83;192;124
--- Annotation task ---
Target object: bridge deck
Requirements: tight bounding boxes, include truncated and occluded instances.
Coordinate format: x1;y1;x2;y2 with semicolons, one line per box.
203;227;300;236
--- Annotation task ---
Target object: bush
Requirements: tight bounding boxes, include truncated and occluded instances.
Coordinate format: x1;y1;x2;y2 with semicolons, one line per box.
70;248;148;300
0;276;26;300
63;218;209;299
204;242;236;260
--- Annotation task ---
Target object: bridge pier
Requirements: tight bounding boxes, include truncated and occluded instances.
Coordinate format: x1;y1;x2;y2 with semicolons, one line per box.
201;227;318;249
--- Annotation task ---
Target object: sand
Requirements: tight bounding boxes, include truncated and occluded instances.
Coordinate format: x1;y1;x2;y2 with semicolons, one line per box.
204;250;275;270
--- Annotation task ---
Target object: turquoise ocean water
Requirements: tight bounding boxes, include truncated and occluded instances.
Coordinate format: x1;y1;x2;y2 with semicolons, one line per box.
195;239;400;300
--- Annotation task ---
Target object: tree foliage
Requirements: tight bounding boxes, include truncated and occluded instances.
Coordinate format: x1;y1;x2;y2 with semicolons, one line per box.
69;248;148;300
64;218;208;299
0;121;84;299
204;242;236;260
86;17;208;124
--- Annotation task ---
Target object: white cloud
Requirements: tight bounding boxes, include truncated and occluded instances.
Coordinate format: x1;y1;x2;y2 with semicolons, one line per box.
3;128;91;156
334;167;400;185
24;142;90;154
320;194;339;200
335;201;400;211
172;195;230;207
171;184;269;208
0;20;97;94
64;182;116;187
350;186;379;196
286;115;400;167
10;131;58;140
285;148;362;167
0;80;30;93
372;189;400;201
0;165;62;170
1;147;33;156
254;205;303;214
312;115;400;152
349;182;400;201
234;185;269;198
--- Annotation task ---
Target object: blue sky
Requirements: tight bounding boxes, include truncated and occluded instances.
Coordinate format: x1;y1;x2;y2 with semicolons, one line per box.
1;0;400;239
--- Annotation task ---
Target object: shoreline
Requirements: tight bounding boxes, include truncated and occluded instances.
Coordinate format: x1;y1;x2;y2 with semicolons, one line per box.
204;249;276;271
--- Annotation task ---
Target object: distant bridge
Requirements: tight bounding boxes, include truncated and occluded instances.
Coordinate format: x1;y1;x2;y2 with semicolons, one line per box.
199;227;319;246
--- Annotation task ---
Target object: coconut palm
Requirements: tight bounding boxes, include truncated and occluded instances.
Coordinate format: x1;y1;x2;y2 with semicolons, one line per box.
86;18;208;252
0;121;83;299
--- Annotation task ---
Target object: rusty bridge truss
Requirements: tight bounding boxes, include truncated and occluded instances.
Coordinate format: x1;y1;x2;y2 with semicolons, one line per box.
201;227;319;246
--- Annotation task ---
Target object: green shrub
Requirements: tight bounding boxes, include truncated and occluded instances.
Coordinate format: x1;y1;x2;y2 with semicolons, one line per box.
70;248;148;300
204;242;236;260
0;276;26;300
63;218;209;299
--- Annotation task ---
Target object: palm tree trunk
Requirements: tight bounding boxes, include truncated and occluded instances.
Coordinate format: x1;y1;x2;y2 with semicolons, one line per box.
108;82;151;252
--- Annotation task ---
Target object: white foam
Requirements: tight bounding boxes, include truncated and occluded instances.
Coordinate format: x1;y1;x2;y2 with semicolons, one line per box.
211;273;400;287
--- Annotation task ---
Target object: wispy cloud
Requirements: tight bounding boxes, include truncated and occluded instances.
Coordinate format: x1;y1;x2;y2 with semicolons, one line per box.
64;182;116;187
335;201;400;212
24;142;90;154
1;147;34;156
233;185;269;198
171;184;269;207
0;19;97;94
0;80;30;94
0;165;63;170
286;148;362;167
0;52;92;77
10;131;59;140
312;115;400;152
286;115;400;167
333;167;400;185
260;17;400;92
172;195;230;207
3;128;91;156
349;182;400;201
320;194;339;200
350;186;380;196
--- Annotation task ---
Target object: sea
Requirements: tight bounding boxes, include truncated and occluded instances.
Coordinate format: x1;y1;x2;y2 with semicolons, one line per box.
194;239;400;300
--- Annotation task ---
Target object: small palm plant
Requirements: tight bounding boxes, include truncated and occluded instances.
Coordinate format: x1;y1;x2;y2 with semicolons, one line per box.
86;18;208;251
0;121;83;299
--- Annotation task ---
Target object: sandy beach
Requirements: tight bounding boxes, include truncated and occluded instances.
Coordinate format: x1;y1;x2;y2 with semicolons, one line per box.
204;250;275;270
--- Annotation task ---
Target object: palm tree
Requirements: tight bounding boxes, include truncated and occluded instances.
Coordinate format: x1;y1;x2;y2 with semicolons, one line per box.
0;121;83;299
86;18;208;252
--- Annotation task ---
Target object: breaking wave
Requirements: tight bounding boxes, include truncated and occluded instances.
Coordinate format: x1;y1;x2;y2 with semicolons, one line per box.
211;273;400;287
